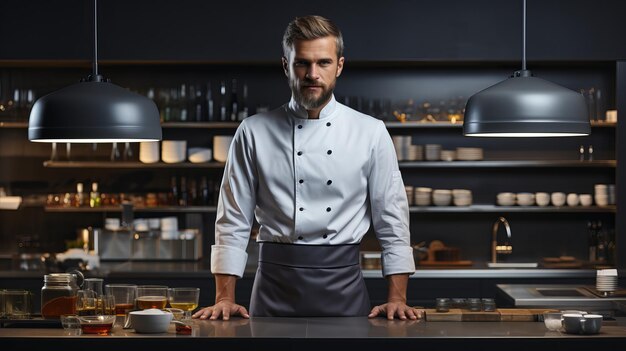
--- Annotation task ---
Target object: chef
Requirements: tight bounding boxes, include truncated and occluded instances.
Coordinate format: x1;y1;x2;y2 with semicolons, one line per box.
193;15;419;320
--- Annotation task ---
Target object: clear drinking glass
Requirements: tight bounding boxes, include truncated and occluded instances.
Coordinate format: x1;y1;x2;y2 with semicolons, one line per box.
168;287;200;319
136;285;168;310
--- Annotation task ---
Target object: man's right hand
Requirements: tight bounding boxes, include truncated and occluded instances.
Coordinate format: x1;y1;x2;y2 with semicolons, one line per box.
192;299;250;320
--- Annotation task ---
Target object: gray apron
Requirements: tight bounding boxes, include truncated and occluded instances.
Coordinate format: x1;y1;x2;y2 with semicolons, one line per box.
249;242;371;317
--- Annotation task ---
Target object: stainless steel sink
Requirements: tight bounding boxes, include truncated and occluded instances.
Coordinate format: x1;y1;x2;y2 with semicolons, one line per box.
487;262;538;268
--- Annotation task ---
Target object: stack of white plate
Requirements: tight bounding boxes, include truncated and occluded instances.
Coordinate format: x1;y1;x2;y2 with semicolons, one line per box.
425;144;442;161
596;269;618;292
456;147;484;161
407;145;423;161
440;150;456;161
392;136;412;161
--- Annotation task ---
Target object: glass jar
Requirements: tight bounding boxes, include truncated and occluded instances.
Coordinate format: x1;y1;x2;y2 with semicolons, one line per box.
41;274;78;319
435;298;450;312
467;298;482;311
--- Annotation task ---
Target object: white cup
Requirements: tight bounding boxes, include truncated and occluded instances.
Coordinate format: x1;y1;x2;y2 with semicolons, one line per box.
605;110;617;123
496;192;516;206
579;194;593;206
516;192;535;206
535;192;550;207
551;192;566;207
566;193;579;206
139;142;160;163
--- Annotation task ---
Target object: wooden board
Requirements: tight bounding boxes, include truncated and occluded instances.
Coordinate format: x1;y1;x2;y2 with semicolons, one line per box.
419;260;473;267
424;308;560;322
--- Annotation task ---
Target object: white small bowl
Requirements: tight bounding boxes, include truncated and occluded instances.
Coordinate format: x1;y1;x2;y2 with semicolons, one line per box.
188;147;212;163
129;309;173;333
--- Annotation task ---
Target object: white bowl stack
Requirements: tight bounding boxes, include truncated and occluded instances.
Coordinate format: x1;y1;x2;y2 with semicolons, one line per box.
456;147;484;161
432;189;452;206
516;192;535;206
594;184;609;206
407;145;423;161
496;192;516;206
392;136;412;161
596;269;618;293
414;187;432;206
405;186;414;205
452;189;472;206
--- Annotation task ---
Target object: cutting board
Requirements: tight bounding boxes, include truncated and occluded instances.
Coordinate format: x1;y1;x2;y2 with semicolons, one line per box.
419;260;474;267
424;308;559;322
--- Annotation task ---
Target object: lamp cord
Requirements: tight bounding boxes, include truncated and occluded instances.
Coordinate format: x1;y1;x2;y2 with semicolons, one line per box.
93;0;98;77
522;0;526;71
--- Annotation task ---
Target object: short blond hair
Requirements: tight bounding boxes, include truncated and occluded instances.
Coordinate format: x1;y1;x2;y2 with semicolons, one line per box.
282;15;344;58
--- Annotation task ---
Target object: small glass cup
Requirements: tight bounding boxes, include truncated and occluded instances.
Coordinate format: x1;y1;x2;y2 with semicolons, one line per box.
543;312;563;331
435;298;450;312
4;289;31;319
467;298;482;311
481;298;496;312
60;314;82;335
167;287;200;319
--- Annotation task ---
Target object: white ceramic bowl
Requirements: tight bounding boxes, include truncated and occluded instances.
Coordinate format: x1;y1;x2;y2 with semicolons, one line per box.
188;147;212;163
535;192;550;207
579;194;593;206
129;309;173;333
161;140;187;163
551;192;566;207
516;192;535;206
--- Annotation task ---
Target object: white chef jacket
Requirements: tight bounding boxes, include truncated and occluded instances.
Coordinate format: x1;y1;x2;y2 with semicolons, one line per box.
211;95;415;278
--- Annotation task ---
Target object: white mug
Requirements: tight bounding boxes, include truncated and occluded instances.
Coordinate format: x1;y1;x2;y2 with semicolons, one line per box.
566;193;579;206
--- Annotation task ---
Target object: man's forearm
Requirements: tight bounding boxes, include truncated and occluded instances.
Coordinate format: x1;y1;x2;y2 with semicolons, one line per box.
386;273;409;303
214;274;238;303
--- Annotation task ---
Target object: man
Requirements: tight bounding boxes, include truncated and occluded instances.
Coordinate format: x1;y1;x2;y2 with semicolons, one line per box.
193;15;419;320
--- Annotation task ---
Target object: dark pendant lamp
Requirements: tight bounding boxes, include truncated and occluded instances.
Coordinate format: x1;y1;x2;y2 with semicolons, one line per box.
28;0;161;143
463;0;590;137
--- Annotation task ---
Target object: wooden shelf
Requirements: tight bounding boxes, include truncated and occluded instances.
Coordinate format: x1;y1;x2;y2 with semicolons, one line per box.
409;205;616;213
43;160;615;169
43;161;225;168
44;206;217;213
399;160;616;168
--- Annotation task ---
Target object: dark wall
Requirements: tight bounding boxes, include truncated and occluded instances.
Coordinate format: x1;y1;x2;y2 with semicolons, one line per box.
1;0;625;61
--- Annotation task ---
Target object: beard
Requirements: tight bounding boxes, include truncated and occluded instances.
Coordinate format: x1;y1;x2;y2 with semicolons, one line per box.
289;77;336;110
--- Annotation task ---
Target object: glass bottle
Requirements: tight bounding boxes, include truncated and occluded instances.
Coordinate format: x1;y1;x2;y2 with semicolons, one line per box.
74;182;86;207
238;82;249;121
90;182;101;208
200;176;209;206
219;81;227;121
230;79;239;121
170;176;179;206
179;84;188;122
179;176;188;206
194;84;204;122
205;82;214;122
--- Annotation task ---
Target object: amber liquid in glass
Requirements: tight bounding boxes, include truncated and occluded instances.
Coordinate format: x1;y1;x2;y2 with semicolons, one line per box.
136;296;167;309
169;302;198;311
81;323;113;335
114;303;135;316
77;306;97;316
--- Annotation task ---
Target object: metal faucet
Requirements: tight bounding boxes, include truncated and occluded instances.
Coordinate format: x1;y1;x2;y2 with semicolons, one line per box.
492;216;513;263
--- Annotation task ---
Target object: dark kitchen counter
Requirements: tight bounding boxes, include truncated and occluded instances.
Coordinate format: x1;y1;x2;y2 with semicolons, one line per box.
0;260;611;279
1;317;626;351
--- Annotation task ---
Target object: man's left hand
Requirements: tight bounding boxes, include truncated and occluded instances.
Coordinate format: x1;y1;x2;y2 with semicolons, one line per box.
368;301;424;320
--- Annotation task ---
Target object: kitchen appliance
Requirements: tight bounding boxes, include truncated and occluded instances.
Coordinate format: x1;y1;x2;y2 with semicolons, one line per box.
97;228;202;261
496;284;626;316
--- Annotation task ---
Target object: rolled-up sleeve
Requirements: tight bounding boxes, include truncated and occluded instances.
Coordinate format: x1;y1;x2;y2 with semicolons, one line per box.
211;122;257;278
368;122;415;276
